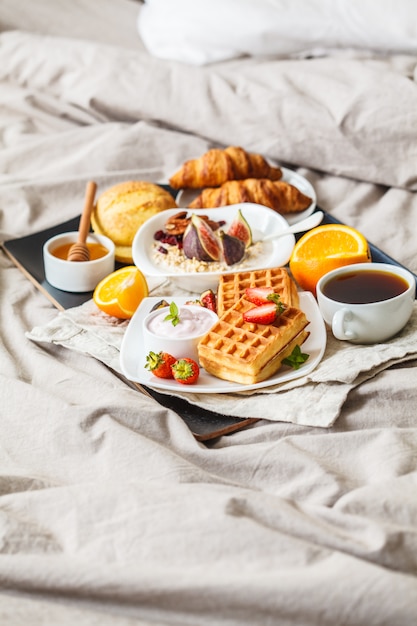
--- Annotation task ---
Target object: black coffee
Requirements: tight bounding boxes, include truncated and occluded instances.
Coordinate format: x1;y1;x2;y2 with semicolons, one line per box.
322;269;409;304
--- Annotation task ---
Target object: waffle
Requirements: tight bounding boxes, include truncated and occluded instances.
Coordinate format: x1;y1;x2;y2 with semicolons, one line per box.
198;296;309;385
217;267;299;316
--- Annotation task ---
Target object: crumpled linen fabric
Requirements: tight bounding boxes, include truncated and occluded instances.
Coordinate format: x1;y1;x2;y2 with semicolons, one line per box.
1;23;417;626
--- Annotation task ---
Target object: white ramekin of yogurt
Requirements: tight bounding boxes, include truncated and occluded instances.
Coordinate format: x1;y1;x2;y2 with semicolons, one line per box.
142;304;218;363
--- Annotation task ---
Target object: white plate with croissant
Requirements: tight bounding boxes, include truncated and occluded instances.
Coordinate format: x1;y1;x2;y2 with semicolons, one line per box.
132;203;296;292
175;166;317;226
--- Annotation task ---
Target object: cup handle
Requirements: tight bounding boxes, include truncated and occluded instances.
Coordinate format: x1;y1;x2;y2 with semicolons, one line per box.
332;308;357;341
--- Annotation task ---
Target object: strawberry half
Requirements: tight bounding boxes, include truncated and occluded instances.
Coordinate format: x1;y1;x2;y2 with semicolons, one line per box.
243;302;282;325
245;286;276;305
145;351;176;379
171;358;200;385
245;288;286;314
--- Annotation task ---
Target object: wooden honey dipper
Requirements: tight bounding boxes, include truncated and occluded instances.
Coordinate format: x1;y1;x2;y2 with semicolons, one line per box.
67;181;97;262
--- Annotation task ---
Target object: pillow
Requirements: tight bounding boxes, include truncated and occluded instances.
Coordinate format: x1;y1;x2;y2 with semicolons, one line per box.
137;0;417;65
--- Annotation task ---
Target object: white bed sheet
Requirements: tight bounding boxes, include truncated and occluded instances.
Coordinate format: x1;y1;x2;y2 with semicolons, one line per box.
0;2;417;625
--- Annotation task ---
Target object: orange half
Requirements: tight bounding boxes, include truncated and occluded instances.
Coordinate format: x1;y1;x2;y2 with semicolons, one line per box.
289;224;371;296
93;266;149;319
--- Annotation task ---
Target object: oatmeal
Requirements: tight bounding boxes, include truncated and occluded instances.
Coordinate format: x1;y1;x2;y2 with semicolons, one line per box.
152;240;264;274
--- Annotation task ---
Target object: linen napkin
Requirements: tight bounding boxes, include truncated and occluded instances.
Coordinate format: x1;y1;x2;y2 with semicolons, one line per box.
26;286;417;428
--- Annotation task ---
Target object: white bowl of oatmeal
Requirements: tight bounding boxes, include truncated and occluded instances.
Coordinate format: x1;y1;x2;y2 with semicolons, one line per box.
132;203;296;292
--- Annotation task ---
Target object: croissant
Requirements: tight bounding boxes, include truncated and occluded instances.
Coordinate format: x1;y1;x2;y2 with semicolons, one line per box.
169;146;282;189
188;178;312;214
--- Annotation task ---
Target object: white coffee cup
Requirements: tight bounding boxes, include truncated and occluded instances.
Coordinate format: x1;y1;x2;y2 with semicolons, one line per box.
316;263;416;344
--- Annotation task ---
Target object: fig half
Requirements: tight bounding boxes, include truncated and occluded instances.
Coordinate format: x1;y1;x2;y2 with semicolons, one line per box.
183;214;221;262
227;209;252;249
220;230;246;266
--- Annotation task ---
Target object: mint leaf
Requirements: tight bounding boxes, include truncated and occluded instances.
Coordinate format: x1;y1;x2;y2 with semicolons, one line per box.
164;301;180;326
282;345;309;370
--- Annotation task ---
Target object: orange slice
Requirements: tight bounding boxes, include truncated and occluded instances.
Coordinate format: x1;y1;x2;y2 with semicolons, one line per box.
289;224;371;296
93;266;149;319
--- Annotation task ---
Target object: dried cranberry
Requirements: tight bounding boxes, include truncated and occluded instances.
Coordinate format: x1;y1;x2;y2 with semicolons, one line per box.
157;246;168;254
154;230;165;241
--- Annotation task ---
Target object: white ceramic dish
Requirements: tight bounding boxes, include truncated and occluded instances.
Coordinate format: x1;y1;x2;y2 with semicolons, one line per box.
43;232;115;293
142;304;218;363
175;166;317;226
132;203;296;292
119;292;326;394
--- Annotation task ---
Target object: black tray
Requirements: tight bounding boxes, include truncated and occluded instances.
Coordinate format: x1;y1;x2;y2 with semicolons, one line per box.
3;204;416;441
2;200;260;440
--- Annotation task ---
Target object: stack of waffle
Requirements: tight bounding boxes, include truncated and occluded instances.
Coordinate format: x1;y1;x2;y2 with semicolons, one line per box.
198;267;309;385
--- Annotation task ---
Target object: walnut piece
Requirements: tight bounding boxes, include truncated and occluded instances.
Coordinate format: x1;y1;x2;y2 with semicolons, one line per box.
164;211;221;236
164;211;190;235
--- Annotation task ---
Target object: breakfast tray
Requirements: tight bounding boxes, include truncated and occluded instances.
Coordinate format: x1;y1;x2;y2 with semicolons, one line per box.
3;202;417;441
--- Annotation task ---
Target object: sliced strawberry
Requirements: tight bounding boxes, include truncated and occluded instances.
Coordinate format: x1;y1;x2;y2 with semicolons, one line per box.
245;287;286;311
145;351;176;379
171;358;200;385
245;286;275;305
243;302;280;325
200;289;217;313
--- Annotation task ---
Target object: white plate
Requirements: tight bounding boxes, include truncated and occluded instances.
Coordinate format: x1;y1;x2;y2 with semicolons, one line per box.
132;203;296;292
175;166;316;226
119;292;326;394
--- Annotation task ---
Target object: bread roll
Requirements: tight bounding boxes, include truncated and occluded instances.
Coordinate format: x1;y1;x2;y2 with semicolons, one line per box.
91;181;177;263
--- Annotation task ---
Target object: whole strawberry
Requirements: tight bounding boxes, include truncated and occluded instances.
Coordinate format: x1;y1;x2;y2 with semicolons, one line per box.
145;351;176;378
171;358;200;385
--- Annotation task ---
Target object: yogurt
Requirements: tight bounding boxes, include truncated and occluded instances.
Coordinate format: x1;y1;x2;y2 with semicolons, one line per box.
142;304;218;364
148;305;215;338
